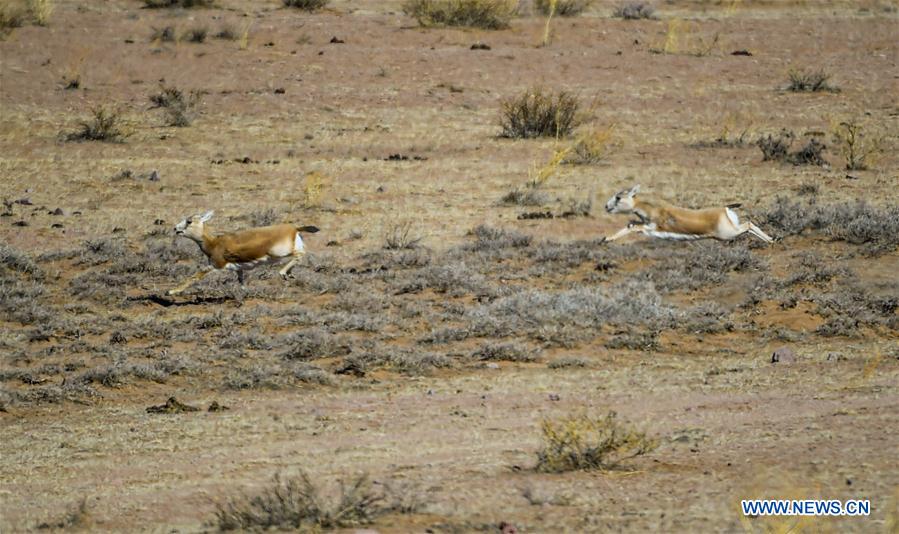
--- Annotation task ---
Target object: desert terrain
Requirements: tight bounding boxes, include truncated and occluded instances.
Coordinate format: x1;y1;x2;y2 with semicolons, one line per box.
1;0;898;532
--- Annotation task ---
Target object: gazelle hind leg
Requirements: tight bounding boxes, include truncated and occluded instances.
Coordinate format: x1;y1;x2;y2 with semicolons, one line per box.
739;222;774;243
748;222;774;243
278;251;305;279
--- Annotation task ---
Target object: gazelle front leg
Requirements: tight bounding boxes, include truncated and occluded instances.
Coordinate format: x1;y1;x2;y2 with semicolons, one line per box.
278;251;305;279
606;223;649;242
168;267;212;295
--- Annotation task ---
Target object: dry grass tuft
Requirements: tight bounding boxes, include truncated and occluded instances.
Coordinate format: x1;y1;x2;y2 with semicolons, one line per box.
36;497;91;530
65;106;130;142
150;86;201;127
613;2;654;19
500;87;582;139
787;69;839;92
535;0;593;16
536;412;658;472
0;5;26;36
830;120;885;171
283;0;329;9
215;472;392;530
182;26;207;43
26;0;52;26
403;0;517;30
143;0;214;7
385;222;423;250
757;130;827;166
565;125;616;164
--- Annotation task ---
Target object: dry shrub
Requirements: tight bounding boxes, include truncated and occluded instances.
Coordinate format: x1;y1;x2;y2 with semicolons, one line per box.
182;26;207;43
613;2;654;19
500;87;582;139
215;472;413;530
143;0;214;7
283;0;329;9
150;86;201;127
36;497;90;530
566;126;615;164
760;198;899;254
27;0;52;26
757;130;827;166
0;5;26;36
831;120;885;171
536;412;658;472
150;25;176;42
65;106;130;142
787;69;838;92
385;222;423;250
403;0;517;30
535;0;593;16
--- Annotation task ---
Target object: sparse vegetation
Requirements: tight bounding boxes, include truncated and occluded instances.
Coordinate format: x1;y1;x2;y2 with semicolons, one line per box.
214;25;237;40
65;106;130;142
0;5;26;36
215;471;414;530
403;0;517;30
831;120;885;171
36;497;90;530
143;0;214;7
757;130;827;166
283;0;329;10
182;26;207;43
26;0;52;26
787;69;838;92
536;412;658;472
760;198;899;254
150;86;201;127
613;2;654;19
151;25;176;42
500;87;582;139
385;222;423;250
566;126;615;164
536;0;593;16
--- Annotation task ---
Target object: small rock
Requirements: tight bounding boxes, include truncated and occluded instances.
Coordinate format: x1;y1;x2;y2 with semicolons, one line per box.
470;43;491;50
499;522;518;534
548;393;560;401
771;346;795;364
51;223;63;228
274;88;285;94
329;36;344;44
12;220;28;227
485;362;500;370
147;170;160;181
731;49;752;56
154;219;165;225
15;198;32;205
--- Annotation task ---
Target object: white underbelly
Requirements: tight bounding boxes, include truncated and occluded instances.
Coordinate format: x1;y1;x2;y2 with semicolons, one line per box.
224;256;288;271
645;230;705;240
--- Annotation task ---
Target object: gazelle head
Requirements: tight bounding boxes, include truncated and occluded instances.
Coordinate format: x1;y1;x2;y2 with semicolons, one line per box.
605;185;640;214
174;210;214;242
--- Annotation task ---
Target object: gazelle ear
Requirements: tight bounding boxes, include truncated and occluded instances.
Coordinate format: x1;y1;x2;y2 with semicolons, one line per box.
199;210;215;223
628;185;641;196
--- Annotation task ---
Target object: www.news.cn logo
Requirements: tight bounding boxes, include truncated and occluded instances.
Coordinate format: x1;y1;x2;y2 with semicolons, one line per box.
742;499;870;517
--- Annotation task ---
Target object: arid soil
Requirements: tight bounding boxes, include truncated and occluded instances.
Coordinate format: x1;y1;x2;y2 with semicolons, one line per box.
1;0;898;532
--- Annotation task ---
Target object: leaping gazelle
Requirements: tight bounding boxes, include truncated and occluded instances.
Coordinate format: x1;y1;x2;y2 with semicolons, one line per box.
603;185;774;243
168;211;319;295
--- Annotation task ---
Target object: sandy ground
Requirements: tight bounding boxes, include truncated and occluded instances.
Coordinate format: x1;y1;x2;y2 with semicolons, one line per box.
1;0;898;532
